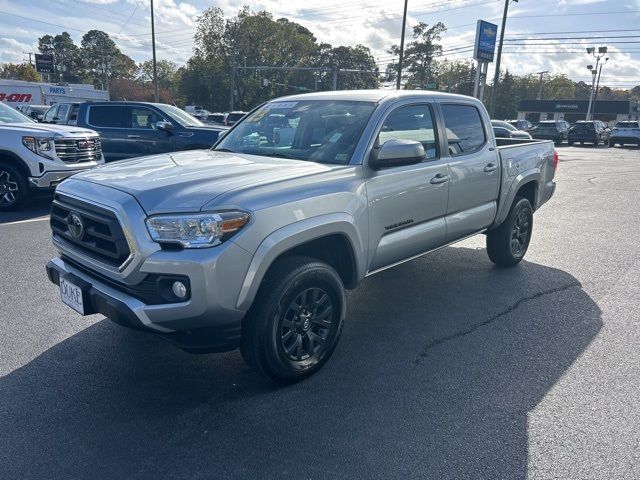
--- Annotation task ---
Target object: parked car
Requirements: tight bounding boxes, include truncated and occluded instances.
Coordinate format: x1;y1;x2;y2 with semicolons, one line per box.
46;90;557;383
506;119;535;133
608;121;640;147
0;101;103;210
17;104;49;121
491;120;532;139
532;120;570;145
568;120;609;147
44;101;225;162
205;112;226;125
225;111;247;126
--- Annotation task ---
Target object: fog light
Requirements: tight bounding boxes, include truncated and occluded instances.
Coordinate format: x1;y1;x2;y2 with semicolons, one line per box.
172;281;188;299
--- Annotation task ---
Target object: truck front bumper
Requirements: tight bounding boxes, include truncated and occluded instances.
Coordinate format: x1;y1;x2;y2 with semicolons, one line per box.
46;249;249;353
29;170;80;189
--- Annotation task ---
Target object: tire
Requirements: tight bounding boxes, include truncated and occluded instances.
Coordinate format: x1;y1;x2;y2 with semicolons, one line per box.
240;256;346;384
555;136;562;146
609;140;615;147
593;138;599;147
568;141;574;146
0;162;29;211
486;197;534;267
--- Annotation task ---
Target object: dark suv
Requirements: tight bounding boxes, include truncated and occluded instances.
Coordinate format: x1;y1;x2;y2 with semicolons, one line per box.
532;120;570;145
568;121;609;147
44;101;225;162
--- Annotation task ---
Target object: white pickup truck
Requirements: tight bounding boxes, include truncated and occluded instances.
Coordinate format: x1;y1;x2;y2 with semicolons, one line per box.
0;101;103;210
46;91;557;383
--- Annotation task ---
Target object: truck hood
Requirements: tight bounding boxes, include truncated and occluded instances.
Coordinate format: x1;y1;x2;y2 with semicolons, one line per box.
0;122;97;137
72;149;341;213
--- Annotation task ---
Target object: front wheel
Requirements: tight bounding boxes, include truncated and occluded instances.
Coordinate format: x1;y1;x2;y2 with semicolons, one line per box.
486;197;534;267
240;256;346;384
0;163;29;211
609;140;615;147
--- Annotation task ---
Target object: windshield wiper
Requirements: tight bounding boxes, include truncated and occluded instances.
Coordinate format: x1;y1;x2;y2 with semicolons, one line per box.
214;148;236;153
261;152;294;159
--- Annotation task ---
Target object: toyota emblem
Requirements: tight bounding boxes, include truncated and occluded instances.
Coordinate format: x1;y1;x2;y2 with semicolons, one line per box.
67;212;85;240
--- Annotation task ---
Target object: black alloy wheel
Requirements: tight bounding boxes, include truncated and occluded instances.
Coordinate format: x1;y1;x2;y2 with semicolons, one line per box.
0;164;27;210
240;256;346;384
510;208;530;257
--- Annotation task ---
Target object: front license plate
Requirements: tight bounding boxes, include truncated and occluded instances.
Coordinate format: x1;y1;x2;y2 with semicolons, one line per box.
60;276;85;315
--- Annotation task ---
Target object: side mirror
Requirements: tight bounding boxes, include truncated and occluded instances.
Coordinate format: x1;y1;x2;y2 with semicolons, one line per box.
155;121;174;132
370;139;425;170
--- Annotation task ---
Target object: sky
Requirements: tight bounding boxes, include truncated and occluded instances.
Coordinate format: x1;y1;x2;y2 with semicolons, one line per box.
1;0;639;89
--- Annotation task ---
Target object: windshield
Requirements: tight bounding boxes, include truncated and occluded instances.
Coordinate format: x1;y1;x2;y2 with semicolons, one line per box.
214;100;377;165
158;104;205;127
0;102;35;124
572;122;594;131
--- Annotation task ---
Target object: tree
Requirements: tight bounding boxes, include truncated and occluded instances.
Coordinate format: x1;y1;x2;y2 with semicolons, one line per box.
434;59;475;95
388;22;446;89
315;44;379;90
0;63;40;82
81;30;136;87
139;59;179;90
492;70;519;119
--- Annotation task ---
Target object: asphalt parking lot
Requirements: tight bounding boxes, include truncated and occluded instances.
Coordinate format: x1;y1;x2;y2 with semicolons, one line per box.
1;145;639;479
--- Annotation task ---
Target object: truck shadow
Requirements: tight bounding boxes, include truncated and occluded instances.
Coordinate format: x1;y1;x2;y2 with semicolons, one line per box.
0;247;601;479
0;196;52;224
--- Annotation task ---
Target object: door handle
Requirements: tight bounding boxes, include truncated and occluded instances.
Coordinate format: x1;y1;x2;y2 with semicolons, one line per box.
127;135;141;139
484;163;498;172
430;173;449;185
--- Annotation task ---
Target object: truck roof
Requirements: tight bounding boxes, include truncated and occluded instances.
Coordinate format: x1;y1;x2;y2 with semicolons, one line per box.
273;89;479;104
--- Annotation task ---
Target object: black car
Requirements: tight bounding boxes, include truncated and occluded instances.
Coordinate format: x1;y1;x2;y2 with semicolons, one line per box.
491;120;532;139
44;101;225;162
568;121;609;147
532;120;570;145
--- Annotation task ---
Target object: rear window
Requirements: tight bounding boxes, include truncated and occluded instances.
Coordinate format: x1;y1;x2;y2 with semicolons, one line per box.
88;105;130;128
442;104;486;155
573;123;595;131
615;122;639;128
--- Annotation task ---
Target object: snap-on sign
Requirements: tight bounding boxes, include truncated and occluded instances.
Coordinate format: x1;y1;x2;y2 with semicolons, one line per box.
0;92;32;102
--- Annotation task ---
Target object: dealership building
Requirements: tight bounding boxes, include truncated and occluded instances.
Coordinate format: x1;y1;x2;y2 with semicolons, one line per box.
516;99;639;124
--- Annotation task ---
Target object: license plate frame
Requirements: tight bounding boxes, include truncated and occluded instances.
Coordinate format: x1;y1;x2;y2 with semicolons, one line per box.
60;274;89;315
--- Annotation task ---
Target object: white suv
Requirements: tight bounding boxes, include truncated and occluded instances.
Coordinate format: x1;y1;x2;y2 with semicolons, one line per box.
0;101;104;210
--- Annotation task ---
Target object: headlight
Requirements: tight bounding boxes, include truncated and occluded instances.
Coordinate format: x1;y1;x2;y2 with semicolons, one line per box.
22;136;54;159
145;211;250;248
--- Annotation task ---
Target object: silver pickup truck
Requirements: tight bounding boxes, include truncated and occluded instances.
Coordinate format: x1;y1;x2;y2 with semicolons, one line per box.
46;91;557;383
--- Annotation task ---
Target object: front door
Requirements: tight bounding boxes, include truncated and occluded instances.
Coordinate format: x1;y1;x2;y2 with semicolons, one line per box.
127;106;173;157
438;102;500;241
366;102;450;272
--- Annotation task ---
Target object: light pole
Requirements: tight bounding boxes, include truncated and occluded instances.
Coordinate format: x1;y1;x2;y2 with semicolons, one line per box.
490;0;518;117
396;0;409;90
591;57;609;120
150;0;159;102
535;70;549;100
585;46;607;121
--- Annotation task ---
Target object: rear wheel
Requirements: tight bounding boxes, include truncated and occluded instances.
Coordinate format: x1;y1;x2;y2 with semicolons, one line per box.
486;197;533;267
568;141;574;146
240;256;346;384
609;139;615;147
0;163;29;211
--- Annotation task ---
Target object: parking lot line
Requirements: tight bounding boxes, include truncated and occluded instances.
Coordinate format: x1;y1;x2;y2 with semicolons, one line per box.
2;216;50;226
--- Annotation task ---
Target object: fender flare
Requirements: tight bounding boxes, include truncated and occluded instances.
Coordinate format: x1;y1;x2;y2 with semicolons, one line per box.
494;168;540;226
235;213;365;310
0;149;33;178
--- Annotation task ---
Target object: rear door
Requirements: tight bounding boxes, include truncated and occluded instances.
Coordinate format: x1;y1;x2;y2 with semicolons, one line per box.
438;102;500;241
86;105;132;162
366;101;449;271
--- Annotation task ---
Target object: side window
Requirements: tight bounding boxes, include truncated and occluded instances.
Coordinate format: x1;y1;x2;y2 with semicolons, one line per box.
43;105;58;123
88;106;131;128
377;104;438;160
441;104;486;156
69;104;79;124
57;104;70;122
131;107;164;129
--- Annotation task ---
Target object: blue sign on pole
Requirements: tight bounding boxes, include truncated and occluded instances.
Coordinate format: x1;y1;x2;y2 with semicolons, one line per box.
474;20;498;63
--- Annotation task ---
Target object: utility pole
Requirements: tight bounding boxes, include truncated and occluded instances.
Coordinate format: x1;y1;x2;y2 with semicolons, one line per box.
332;66;338;91
536;70;549;100
490;0;517;117
23;52;34;66
585;46;608;121
229;28;237;111
396;0;409;90
150;0;159;102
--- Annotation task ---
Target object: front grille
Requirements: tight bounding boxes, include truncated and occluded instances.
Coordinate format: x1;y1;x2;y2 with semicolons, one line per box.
50;193;131;269
54;137;102;163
